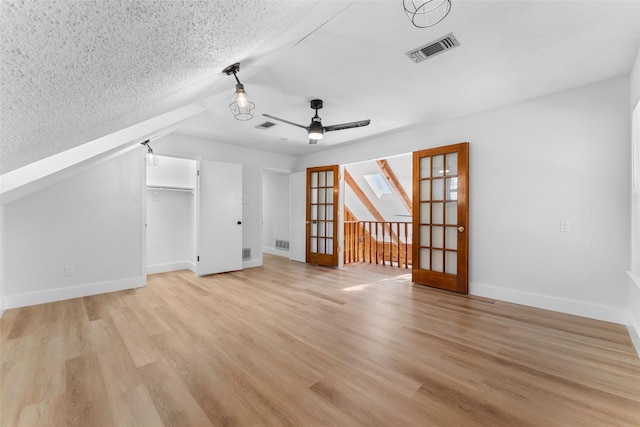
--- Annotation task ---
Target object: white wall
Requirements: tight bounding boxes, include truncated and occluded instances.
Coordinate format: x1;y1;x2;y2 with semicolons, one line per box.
153;133;298;268
0;204;4;316
263;170;290;257
628;45;640;354
2;149;145;308
298;76;631;324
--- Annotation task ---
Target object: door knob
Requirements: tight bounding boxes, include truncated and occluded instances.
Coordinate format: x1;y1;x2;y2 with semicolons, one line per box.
457;226;465;233
237;221;242;225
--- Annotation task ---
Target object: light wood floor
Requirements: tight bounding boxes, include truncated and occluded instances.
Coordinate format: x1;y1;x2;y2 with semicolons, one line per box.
2;255;640;426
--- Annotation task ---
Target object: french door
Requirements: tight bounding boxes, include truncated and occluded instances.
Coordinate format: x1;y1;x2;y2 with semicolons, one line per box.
306;165;339;266
412;143;469;293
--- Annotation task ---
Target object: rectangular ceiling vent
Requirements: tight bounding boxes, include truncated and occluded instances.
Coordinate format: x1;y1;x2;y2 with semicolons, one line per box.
407;33;459;64
255;121;276;130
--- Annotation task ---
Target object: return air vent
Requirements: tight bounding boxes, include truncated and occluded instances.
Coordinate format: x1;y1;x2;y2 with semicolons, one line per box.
255;121;276;130
407;33;459;63
242;248;251;260
275;239;290;251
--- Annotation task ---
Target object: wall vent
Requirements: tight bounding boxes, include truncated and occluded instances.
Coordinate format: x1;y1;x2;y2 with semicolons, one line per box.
242;248;251;260
275;239;290;251
255;121;276;130
407;33;459;63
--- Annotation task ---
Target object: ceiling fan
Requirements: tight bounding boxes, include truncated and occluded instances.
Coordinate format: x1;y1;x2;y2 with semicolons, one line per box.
263;99;370;144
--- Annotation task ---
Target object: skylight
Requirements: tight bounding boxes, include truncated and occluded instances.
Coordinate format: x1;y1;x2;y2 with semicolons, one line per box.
364;173;394;201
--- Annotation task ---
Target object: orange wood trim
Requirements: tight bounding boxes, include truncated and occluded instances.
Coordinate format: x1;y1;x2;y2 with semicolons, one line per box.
345;169;384;221
412;142;469;294
376;159;412;215
345;206;358;222
306;165;340;266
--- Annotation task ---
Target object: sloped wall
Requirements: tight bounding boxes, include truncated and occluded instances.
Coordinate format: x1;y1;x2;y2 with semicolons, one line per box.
2;149;145;308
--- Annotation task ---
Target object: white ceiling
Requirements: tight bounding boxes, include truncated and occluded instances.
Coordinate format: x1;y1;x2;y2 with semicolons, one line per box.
2;1;640;174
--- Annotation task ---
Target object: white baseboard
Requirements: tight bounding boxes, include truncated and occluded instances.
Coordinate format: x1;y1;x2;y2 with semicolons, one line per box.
147;261;195;275
1;276;146;310
628;324;640;358
263;247;290;258
627;272;640;358
470;282;628;325
243;257;263;269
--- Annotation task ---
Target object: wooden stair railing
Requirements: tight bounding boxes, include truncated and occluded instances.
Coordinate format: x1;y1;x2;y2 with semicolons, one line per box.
344;221;412;268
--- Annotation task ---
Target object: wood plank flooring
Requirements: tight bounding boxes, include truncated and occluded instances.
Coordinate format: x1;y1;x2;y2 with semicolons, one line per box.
2;254;640;426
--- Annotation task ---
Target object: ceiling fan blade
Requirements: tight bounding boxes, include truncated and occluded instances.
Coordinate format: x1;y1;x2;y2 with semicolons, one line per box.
262;114;308;129
323;119;371;132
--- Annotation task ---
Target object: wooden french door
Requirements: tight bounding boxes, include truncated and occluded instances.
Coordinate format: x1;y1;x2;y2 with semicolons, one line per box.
412;142;469;293
306;165;340;266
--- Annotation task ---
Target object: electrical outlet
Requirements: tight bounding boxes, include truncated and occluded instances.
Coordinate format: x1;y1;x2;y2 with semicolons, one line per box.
64;265;74;276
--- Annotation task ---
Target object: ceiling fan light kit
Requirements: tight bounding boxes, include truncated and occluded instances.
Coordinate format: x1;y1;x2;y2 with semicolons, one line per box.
403;0;452;28
263;99;370;144
223;62;255;121
308;122;324;140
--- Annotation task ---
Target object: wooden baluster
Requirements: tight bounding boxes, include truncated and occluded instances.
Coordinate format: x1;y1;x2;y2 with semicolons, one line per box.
375;222;379;265
405;222;409;269
367;222;372;264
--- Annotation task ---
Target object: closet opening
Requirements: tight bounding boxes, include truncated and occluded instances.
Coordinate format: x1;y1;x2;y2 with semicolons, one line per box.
146;155;198;274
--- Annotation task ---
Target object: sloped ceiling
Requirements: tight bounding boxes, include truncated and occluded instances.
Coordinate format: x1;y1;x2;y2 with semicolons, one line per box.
0;0;348;173
345;154;412;223
2;0;640;178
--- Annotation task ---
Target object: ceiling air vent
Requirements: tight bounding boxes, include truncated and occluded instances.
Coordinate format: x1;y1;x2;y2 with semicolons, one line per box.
255;121;276;130
407;33;459;64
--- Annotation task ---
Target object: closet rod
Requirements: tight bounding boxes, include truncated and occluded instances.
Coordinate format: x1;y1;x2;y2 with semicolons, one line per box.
147;186;194;193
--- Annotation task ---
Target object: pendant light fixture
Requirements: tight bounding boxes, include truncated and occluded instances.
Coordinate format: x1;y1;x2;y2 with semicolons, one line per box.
141;140;159;167
223;63;255;120
403;0;451;28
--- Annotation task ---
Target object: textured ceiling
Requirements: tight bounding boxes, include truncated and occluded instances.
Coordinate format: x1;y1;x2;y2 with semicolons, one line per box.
2;1;640;174
0;0;346;172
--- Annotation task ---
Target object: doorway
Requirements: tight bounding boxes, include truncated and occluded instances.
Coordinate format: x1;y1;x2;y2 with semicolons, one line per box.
262;169;291;258
145;156;244;276
146;155;197;274
342;153;413;269
321;142;470;294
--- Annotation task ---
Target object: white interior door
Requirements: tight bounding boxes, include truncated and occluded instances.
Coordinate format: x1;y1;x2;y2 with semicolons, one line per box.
197;160;243;276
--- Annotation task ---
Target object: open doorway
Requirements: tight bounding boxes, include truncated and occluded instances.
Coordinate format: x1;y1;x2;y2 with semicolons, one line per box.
342;153;413;269
145;155;244;277
146;155;198;274
262;169;291;259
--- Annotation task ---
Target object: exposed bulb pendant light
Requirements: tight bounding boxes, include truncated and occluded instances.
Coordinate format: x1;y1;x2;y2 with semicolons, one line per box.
223;63;255;120
403;0;451;28
141;140;159;167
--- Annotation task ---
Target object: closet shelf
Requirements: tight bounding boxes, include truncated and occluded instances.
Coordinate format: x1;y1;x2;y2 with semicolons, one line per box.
147;185;194;193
